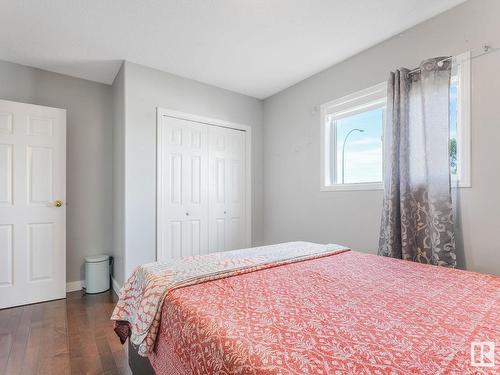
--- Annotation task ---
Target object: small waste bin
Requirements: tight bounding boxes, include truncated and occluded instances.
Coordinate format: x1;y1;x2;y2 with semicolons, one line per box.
85;254;110;294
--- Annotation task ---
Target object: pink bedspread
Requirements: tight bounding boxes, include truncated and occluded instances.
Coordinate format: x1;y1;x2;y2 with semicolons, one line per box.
112;242;348;355
149;250;499;374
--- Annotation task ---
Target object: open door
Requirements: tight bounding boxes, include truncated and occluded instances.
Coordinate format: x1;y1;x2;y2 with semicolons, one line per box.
0;99;66;309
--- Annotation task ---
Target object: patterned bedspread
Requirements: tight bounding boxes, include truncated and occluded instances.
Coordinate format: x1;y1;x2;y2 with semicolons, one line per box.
148;249;499;374
111;241;348;356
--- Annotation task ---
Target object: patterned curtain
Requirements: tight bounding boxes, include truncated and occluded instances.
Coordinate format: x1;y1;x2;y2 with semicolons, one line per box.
378;57;457;267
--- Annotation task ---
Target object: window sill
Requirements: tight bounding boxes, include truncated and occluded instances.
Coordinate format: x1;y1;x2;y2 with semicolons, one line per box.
320;181;471;192
321;182;383;192
453;180;471;188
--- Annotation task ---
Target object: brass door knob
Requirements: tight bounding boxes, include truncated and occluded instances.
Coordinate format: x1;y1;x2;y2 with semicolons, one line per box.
54;200;64;208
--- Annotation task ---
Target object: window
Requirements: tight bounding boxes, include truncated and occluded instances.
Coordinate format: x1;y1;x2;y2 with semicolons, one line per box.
320;82;386;191
450;51;471;187
320;51;471;191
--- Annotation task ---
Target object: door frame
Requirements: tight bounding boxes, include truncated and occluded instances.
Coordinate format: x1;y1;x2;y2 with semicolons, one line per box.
156;108;252;260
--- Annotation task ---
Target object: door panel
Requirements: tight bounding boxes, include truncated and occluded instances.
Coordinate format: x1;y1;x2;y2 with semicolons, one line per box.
208;126;246;253
157;116;209;261
184;220;201;257
215;218;225;251
190;156;201;204
0;144;13;205
215;158;225;203
0;100;66;309
169;221;182;258
170;154;182;204
0;112;13;134
27;146;54;204
231;160;241;204
28;222;55;281
0;224;13;286
27;117;54;136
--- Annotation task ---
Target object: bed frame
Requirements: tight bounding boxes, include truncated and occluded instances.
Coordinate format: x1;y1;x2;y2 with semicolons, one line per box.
128;340;155;374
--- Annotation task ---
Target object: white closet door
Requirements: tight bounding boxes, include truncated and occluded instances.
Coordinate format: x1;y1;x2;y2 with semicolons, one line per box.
208;126;246;253
157;111;249;261
157;117;209;261
0;100;66;309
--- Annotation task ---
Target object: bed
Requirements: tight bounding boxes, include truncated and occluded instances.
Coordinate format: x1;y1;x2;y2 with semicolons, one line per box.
112;242;499;374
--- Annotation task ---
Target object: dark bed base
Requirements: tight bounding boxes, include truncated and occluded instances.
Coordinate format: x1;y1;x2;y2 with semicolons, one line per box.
128;340;155;374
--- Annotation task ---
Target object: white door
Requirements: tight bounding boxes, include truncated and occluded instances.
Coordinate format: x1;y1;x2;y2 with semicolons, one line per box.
157;111;250;261
208;126;246;253
157;116;209;260
0;100;66;309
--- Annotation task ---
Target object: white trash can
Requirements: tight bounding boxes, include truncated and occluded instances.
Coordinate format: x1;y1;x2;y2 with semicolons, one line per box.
85;254;110;294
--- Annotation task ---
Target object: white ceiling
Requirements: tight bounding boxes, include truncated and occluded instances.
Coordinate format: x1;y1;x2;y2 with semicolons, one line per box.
0;0;465;99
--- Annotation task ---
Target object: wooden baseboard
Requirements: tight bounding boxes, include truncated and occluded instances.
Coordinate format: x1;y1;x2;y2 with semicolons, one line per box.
111;277;121;295
67;278;120;295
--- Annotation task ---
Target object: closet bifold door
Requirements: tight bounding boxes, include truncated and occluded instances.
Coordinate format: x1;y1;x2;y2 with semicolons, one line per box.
208;126;246;253
157;117;209;261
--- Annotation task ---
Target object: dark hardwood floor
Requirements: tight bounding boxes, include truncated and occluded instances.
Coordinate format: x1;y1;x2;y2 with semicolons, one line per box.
0;290;131;375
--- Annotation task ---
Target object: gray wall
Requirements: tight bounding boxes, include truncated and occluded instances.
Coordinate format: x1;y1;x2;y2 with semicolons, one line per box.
263;0;500;275
121;62;264;279
0;60;114;283
112;63;126;286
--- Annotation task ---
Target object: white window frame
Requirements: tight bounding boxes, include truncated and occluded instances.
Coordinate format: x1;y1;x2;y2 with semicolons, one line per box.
452;51;471;188
319;51;471;192
320;82;387;192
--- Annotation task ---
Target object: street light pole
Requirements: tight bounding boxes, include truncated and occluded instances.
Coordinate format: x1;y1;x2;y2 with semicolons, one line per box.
342;128;364;184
